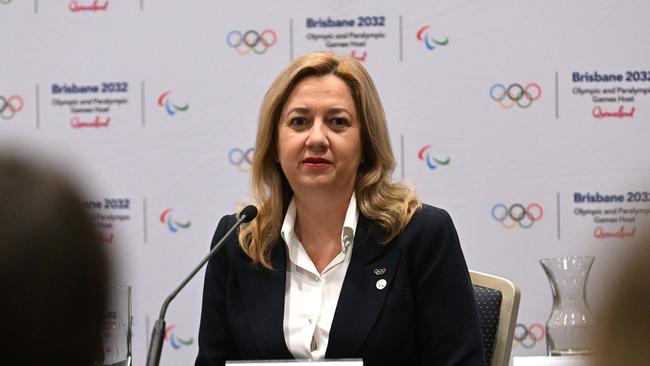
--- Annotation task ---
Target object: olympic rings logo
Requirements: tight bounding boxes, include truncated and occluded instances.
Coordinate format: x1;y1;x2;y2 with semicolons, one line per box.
0;95;24;120
491;203;543;229
228;148;254;172
416;25;449;50
490;83;542;109
226;29;277;55
513;323;545;349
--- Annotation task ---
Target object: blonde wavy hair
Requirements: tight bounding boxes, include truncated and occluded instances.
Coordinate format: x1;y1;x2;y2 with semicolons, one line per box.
238;52;421;269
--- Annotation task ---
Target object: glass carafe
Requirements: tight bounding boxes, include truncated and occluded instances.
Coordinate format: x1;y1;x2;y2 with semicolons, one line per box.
100;285;132;366
540;256;595;356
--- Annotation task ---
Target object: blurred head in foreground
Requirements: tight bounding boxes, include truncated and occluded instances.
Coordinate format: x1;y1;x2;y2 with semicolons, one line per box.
592;236;650;366
0;154;108;365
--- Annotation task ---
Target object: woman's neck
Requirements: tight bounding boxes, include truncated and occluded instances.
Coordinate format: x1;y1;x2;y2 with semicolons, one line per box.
293;190;353;272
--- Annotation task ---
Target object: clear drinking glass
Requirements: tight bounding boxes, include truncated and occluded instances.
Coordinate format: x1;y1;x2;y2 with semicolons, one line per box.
101;285;133;366
540;256;595;356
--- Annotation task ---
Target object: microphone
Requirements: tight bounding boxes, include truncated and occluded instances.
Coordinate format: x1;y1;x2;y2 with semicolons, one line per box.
146;205;258;366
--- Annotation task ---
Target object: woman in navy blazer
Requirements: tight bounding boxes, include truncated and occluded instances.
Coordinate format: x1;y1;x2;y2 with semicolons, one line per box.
196;52;485;366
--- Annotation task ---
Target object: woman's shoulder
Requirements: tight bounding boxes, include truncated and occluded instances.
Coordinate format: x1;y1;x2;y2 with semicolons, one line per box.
398;204;463;272
391;203;459;251
215;212;237;225
408;203;454;229
210;213;244;254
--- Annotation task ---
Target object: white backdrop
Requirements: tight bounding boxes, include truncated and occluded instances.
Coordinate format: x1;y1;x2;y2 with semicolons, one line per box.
2;0;649;364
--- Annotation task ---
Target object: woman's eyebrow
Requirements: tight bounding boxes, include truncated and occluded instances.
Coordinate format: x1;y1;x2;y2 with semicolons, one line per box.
325;107;351;116
284;107;310;117
284;107;352;118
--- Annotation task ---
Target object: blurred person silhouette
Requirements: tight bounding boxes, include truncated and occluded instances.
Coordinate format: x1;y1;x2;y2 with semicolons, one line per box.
0;153;109;365
592;235;650;366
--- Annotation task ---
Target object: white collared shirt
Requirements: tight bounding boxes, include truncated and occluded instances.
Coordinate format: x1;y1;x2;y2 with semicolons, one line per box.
281;193;358;360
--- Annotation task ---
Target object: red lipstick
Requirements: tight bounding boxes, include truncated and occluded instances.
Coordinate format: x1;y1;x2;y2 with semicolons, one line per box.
303;157;331;168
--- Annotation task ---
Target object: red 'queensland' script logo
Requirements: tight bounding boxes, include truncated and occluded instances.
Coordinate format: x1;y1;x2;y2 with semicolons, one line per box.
71;116;111;128
593;225;636;239
592;105;635;119
350;50;367;62
102;233;114;244
69;0;109;12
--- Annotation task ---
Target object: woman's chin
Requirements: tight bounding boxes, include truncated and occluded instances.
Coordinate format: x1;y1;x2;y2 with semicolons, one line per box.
291;179;355;196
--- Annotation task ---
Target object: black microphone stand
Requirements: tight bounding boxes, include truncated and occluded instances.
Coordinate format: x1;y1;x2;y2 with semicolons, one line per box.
146;207;257;366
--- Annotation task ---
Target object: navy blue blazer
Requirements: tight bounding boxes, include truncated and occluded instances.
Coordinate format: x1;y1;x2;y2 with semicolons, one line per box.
196;204;485;366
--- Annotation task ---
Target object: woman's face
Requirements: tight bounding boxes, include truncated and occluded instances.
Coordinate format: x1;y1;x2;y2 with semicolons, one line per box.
277;74;362;197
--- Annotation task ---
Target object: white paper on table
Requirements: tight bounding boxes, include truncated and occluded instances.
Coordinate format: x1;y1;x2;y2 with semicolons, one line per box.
512;356;591;366
226;360;363;365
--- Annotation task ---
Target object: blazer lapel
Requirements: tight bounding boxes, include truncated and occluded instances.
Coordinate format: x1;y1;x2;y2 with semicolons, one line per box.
233;241;293;359
326;215;402;358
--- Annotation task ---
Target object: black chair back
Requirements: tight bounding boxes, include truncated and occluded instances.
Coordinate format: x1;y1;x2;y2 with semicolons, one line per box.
474;284;503;366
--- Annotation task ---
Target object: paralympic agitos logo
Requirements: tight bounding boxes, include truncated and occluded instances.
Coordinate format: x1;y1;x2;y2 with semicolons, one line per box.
160;208;191;233
490;83;541;109
158;91;189;116
165;324;194;350
416;25;449;51
417;145;450;170
226;29;277;55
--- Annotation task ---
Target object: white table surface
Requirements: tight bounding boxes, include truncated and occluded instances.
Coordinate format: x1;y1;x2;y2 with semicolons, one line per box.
513;356;592;366
227;361;362;365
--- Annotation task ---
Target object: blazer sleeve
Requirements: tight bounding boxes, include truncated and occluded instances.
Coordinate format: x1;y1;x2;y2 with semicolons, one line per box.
195;214;238;366
410;207;486;366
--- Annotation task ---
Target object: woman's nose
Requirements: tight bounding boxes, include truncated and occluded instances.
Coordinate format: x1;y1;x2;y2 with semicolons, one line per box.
305;120;329;150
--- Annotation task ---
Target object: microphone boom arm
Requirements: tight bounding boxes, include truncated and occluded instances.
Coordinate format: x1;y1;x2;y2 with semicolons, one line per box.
146;208;256;366
158;214;246;320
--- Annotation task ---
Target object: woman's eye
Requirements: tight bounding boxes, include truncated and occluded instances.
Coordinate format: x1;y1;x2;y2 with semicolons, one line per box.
289;117;308;127
330;118;349;128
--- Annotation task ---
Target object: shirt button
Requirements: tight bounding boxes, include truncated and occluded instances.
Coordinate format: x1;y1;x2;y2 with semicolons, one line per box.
308;318;313;324
376;279;387;290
